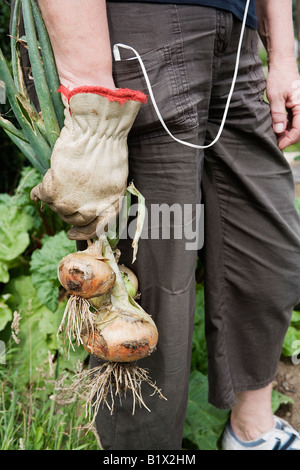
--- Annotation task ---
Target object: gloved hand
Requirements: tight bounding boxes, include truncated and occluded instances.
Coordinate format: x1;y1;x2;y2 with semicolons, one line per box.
30;85;147;240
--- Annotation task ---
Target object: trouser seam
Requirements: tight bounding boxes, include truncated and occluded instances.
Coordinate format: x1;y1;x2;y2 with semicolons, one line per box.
172;4;199;127
205;157;236;409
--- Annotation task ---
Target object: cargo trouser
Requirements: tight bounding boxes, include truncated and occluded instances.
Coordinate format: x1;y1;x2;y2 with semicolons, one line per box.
91;2;300;450
16;1;300;450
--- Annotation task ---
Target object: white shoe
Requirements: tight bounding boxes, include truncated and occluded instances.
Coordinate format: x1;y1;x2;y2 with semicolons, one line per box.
222;416;300;450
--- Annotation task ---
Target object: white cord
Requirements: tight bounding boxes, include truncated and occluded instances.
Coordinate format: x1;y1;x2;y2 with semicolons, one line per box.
113;0;251;149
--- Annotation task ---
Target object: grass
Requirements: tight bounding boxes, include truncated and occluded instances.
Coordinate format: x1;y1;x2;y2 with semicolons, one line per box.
0;342;101;450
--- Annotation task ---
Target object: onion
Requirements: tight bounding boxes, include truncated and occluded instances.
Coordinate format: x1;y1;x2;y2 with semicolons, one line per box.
58;247;116;299
81;304;158;363
57;239;116;351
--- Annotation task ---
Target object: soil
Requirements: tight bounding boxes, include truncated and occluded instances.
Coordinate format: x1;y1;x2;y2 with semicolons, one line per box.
274;358;300;430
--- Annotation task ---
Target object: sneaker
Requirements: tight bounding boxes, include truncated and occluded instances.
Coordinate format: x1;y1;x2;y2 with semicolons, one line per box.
222;416;300;450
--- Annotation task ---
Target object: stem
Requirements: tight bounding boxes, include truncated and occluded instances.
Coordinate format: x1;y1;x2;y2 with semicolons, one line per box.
107;189;131;249
37;206;55;235
21;0;61;148
100;235;157;327
0;116;48;174
10;1;50;141
0;114;27;142
107;183;145;263
0;46;51;171
126;182;145;263
30;0;64;130
10;0;24;94
100;235;128;300
2;127;47;175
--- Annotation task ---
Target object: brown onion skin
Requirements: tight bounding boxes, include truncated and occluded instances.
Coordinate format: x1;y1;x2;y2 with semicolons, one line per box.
58;252;116;299
81;313;158;362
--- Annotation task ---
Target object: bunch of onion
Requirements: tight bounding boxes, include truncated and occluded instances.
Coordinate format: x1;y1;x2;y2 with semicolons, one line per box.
57;235;165;425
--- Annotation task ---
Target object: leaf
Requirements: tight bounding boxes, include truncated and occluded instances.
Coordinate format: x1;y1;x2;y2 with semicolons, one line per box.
0;202;34;282
4;275;88;383
183;370;230;450
4;275;58;381
11;166;70;234
0;204;34;260
291;310;300;325
14;167;42;212
30;231;76;312
282;325;300;357
33;426;44;450
12;167;44;229
271;389;294;414
4;276;61;380
0;294;13;332
0;263;9;284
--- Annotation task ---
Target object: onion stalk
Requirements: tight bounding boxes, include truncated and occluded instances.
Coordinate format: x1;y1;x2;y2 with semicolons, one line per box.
0;0;64;173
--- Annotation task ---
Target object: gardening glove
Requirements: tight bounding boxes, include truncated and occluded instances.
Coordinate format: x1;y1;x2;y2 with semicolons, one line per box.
30;85;147;240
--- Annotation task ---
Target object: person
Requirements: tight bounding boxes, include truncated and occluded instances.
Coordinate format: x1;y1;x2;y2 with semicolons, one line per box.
14;0;300;450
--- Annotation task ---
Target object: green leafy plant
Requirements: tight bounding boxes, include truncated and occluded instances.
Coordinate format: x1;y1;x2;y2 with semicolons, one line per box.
0;294;13;332
282;310;300;357
30;231;76;312
183;370;230;450
0;202;34;283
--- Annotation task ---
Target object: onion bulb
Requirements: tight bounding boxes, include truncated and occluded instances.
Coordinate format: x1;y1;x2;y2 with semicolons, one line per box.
81;304;158;363
58;247;116;299
57;239;115;351
56;235;166;423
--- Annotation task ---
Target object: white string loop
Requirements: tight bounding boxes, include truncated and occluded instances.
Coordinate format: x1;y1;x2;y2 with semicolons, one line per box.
113;0;250;150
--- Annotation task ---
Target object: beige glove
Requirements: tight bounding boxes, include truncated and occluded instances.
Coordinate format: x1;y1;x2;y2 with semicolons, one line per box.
30;85;146;240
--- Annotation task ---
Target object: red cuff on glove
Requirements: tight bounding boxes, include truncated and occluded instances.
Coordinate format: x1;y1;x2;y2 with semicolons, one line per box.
58;84;147;105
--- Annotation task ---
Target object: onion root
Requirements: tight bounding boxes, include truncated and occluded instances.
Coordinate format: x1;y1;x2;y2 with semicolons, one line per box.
56;361;167;429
